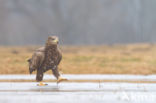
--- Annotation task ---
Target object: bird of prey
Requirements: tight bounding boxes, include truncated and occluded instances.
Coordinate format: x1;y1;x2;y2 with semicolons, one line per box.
27;36;67;86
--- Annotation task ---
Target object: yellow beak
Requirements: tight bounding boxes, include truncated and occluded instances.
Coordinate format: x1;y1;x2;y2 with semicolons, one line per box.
53;39;58;43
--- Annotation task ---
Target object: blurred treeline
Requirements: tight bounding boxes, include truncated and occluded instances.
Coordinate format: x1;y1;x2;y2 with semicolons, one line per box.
0;0;156;45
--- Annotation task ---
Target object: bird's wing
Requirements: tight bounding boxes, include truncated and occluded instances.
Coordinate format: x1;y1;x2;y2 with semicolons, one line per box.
28;47;45;70
36;46;45;52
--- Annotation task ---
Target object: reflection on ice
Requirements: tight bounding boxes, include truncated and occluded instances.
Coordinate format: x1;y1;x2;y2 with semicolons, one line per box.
0;82;156;103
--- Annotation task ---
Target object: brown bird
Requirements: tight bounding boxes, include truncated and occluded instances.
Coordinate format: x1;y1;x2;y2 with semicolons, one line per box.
27;36;67;86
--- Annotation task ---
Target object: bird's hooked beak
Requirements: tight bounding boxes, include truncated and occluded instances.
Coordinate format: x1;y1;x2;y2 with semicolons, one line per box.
53;38;59;44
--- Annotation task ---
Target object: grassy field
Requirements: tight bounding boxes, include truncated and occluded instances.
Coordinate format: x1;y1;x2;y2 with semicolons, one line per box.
0;44;156;75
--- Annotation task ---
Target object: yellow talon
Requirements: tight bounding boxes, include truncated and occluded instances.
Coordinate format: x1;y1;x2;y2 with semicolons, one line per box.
37;82;47;86
57;77;68;84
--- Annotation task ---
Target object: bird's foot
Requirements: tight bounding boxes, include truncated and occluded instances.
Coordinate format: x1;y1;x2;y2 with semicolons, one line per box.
57;77;68;84
37;82;48;86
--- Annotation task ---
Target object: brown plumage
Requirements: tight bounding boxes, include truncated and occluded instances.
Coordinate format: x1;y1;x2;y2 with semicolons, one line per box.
28;36;62;82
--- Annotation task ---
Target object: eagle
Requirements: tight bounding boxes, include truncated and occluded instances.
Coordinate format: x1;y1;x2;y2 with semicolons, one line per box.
27;36;67;86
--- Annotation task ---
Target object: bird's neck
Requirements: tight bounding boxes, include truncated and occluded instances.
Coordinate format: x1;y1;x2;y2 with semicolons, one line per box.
45;45;57;54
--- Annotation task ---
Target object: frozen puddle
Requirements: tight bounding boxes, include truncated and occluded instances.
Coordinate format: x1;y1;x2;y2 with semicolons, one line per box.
0;82;156;103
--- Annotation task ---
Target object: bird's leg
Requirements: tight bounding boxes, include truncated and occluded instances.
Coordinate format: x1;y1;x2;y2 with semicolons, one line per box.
36;68;47;86
52;66;60;79
52;66;68;84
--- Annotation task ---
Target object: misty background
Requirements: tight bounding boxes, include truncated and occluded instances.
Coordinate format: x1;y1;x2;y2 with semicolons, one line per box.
0;0;156;45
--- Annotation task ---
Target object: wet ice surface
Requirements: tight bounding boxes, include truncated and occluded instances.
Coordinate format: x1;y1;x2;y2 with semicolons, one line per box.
0;82;156;103
1;74;156;103
1;74;156;81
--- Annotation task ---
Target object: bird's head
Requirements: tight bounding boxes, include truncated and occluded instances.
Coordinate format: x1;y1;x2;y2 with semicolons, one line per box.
46;36;59;46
